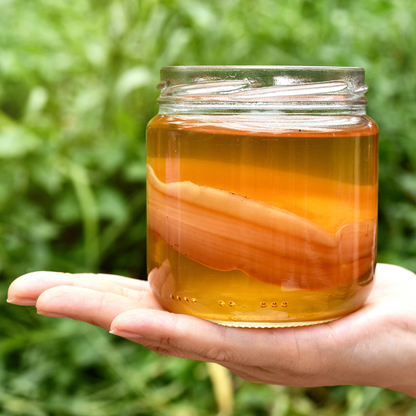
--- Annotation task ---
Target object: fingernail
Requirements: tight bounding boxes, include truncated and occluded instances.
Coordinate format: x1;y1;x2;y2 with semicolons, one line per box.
7;297;36;306
37;310;69;319
109;328;143;339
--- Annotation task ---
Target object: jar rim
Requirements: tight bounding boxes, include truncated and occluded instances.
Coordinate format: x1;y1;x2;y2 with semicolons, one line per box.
161;65;364;71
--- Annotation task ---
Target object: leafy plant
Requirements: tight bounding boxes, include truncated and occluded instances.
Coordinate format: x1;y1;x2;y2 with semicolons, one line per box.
2;0;416;414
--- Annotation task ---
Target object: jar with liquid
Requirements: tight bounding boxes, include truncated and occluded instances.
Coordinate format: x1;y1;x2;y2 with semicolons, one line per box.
146;66;378;328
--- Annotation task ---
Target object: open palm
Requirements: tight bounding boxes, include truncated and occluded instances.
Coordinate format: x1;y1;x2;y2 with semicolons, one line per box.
7;263;416;397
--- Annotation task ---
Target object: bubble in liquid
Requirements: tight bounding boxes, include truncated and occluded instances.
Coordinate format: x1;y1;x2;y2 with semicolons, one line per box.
229;301;235;307
177;296;182;301
271;302;277;308
282;301;288;307
184;297;189;302
192;298;197;304
219;301;225;307
169;294;175;300
261;302;267;308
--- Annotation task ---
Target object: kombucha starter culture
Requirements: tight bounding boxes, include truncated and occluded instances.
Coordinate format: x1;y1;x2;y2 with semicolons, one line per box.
146;66;378;328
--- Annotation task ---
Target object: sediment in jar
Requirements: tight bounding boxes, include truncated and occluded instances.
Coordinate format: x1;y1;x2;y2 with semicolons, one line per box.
147;233;374;323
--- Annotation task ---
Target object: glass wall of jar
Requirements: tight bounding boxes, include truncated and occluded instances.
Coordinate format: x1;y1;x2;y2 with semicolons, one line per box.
146;66;378;328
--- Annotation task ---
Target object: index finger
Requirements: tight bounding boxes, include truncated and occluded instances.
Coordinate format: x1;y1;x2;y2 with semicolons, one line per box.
7;271;151;306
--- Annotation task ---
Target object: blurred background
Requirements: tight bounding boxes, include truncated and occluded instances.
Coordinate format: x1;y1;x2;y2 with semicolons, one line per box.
1;0;416;414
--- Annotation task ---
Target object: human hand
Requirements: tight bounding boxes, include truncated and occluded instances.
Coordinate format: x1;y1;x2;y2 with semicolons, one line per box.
7;264;416;397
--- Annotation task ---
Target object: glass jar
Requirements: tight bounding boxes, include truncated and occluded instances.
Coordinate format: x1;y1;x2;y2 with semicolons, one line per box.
146;66;378;328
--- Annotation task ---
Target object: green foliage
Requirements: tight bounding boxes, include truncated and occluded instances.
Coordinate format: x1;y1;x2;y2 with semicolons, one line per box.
1;0;416;414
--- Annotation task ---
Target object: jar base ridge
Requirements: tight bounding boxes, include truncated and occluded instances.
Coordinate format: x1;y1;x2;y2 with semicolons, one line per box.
209;317;340;328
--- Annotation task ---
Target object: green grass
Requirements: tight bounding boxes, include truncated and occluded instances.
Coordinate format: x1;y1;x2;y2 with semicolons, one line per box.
2;0;416;414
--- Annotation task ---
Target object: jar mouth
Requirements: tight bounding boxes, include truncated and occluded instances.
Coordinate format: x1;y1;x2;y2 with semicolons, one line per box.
161;65;364;71
157;66;368;115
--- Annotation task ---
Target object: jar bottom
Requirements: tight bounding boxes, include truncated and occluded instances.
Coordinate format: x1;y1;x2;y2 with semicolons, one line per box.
208;317;340;328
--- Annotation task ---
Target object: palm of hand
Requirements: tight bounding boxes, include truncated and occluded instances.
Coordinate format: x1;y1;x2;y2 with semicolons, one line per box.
7;264;416;396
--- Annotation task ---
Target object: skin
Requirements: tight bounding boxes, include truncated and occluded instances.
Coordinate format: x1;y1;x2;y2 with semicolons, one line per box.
6;263;416;397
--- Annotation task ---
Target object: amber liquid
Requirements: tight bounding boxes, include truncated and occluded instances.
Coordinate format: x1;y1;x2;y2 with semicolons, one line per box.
146;115;378;326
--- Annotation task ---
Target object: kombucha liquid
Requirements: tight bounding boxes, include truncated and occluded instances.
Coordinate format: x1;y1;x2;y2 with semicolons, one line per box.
146;115;378;326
